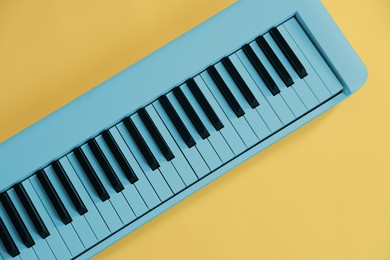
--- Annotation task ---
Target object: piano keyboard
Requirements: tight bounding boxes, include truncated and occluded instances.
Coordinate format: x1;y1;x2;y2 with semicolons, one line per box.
0;0;367;259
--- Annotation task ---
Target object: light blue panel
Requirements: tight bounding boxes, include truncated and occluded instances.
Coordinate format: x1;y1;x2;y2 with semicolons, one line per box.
166;92;222;171
193;76;248;156
236;49;295;125
153;100;210;179
0;205;36;260
98;130;160;210
214;62;271;141
144;105;199;186
283;19;343;95
23;180;72;260
30;172;84;258
94;135;150;216
263;33;319;110
81;144;135;225
229;53;283;133
131;114;186;193
59;157;111;241
201;71;259;148
115;124;174;202
66;152;123;233
7;189;56;260
276;25;331;102
249;41;308;117
45;165;97;250
180;84;236;162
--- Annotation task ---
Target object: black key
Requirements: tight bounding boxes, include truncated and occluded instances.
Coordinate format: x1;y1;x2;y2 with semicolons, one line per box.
0;216;19;257
14;183;50;239
36;170;72;225
0;192;35;248
87;139;124;193
101;130;139;184
73;147;110;201
242;44;280;96
207;66;245;118
52;161;88;215
138;108;175;161
269;27;308;78
173;87;210;139
159;95;196;148
221;57;260;108
123;117;160;171
256;35;294;87
187;78;224;131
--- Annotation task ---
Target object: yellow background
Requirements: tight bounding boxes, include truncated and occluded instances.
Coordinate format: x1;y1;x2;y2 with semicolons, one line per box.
1;0;389;259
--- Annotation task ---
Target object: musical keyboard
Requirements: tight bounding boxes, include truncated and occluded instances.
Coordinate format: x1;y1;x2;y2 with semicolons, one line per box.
0;0;367;259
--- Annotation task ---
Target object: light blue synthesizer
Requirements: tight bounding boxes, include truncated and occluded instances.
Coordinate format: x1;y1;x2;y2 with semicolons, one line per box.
0;0;367;259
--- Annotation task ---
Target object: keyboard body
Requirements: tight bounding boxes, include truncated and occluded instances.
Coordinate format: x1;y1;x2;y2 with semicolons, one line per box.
0;0;367;259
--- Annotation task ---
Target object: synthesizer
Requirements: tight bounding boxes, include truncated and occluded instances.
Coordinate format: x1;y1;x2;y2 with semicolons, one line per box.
0;0;367;259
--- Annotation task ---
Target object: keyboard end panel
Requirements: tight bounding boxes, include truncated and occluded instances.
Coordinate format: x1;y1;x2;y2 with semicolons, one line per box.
295;0;368;95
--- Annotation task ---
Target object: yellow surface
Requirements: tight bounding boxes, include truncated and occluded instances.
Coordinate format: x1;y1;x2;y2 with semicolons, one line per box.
0;0;389;259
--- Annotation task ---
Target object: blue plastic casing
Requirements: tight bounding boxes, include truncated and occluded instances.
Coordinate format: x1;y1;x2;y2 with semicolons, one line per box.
0;0;367;258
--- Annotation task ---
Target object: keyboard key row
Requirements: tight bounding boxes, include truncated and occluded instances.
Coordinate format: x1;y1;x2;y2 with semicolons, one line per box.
0;21;342;258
